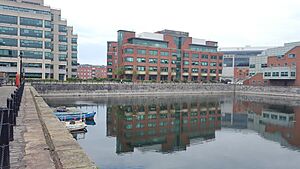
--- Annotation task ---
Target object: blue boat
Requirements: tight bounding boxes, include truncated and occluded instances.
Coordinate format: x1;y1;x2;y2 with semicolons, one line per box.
55;111;96;121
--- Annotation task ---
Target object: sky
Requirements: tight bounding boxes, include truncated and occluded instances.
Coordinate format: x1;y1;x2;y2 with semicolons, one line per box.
44;0;300;65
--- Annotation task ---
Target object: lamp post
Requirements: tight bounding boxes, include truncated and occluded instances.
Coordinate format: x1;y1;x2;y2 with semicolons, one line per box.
19;52;23;85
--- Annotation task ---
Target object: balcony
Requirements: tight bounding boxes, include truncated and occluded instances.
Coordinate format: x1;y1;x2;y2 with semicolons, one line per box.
149;71;157;75
263;66;296;80
160;72;168;76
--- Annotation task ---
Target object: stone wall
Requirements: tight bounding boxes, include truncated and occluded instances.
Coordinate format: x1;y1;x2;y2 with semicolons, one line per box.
32;83;300;98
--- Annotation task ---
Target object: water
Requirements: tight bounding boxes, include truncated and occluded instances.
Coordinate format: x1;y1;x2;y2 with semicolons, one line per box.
45;95;300;169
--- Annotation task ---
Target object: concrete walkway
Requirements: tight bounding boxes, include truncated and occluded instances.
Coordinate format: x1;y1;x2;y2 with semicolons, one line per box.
10;87;55;169
0;86;16;107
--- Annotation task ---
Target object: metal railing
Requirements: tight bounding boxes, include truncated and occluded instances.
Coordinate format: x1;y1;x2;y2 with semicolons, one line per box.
0;82;24;169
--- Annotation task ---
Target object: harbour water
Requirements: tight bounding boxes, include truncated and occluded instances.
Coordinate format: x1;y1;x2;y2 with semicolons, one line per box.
46;95;300;169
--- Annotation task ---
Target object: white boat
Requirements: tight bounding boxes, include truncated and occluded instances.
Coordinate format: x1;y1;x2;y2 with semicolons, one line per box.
64;120;87;132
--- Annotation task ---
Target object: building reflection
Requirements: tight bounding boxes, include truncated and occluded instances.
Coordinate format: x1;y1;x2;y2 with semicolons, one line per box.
221;98;300;149
107;101;221;154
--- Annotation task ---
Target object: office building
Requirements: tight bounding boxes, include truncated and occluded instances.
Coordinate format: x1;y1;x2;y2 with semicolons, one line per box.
219;46;269;82
107;30;223;82
0;0;78;80
77;64;107;79
245;42;299;86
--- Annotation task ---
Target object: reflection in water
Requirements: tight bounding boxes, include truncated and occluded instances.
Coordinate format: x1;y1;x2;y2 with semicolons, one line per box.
221;97;300;150
45;96;300;169
107;101;222;154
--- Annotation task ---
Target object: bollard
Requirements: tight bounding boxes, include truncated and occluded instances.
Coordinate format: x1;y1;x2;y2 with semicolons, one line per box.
0;108;10;145
0;144;10;169
7;98;14;141
10;94;17;125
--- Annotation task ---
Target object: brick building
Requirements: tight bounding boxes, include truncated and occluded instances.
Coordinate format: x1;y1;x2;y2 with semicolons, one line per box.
107;30;223;82
77;64;107;79
245;42;299;86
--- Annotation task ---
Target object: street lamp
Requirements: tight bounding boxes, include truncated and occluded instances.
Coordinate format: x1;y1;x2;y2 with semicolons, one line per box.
19;51;23;85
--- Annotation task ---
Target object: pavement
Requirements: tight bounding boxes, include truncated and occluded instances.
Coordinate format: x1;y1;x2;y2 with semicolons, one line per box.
0;86;16;107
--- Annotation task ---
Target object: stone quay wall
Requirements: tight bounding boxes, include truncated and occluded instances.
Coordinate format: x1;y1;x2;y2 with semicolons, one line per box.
32;83;300;98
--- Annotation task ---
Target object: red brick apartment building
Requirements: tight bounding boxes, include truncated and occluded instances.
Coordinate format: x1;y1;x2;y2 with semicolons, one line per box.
77;64;107;79
107;30;223;82
246;42;300;86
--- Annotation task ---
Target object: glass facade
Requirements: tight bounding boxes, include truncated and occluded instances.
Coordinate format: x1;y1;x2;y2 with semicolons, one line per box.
0;4;50;15
21;50;43;59
0;49;17;58
45;41;52;49
0;26;17;35
20;28;43;38
0;14;17;24
0;38;18;46
20;17;43;27
44;31;53;39
20;39;43;48
45;52;53;60
128;38;168;48
44;20;52;28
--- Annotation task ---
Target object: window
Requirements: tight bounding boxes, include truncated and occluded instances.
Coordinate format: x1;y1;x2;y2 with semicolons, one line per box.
20;28;43;38
124;65;133;70
183;61;189;65
291;72;296;77
0;14;17;24
149;58;158;64
71;38;77;44
107;55;112;59
264;72;271;77
23;63;42;68
45;41;52;50
107;61;112;66
137;66;145;71
210;62;217;67
160;67;168;72
44;20;51;28
124;57;133;62
137;58;146;63
281;72;288;77
160;59;169;64
261;64;267;68
192;68;199;73
202;55;208;59
184;53;189;58
20;17;43;27
183;68;189;73
59;25;67;32
211;56;217;60
288;53;296;58
210;69;216;73
160;51;169;56
250;64;255;68
72;45;77;52
192;61;199;65
219;69;222;74
201;69;208;73
21;50;43;59
71;53;77;59
0;49;17;58
44;31;52;39
45;52;53;60
201;62;208;66
149;50;158;56
0;62;17;67
137;49;146;55
0;4;51;15
0;38;18;47
59;35;68;42
124;48;133;54
272;72;279;77
192;53;199;58
149;66;157;71
219;56;223;60
59;54;67;61
107;68;112;72
20;39;42;48
0;26;17;35
58;44;67;51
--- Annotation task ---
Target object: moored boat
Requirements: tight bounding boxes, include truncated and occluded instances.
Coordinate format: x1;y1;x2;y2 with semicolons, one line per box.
64;120;87;132
56;111;96;121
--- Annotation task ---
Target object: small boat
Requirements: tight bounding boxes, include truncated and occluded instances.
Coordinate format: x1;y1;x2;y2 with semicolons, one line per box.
64;120;87;132
56;111;96;121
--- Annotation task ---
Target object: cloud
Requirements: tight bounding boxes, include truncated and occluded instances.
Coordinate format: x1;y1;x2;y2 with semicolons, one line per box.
45;0;300;65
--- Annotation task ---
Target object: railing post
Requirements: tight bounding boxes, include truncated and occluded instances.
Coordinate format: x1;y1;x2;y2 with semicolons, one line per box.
0;108;10;145
7;98;14;141
10;94;17;126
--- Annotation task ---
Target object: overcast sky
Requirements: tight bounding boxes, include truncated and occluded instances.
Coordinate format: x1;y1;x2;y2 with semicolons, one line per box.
45;0;300;65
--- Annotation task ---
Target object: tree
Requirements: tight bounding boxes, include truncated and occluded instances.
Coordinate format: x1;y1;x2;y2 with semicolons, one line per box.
114;67;124;79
